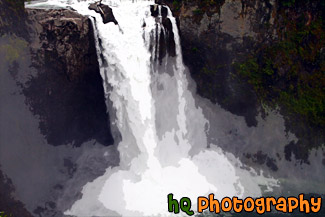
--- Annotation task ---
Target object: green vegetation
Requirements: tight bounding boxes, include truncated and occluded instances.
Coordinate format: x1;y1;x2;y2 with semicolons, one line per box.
279;0;325;8
191;47;199;52
281;0;297;7
172;0;182;11
236;9;325;128
192;8;203;15
0;36;28;64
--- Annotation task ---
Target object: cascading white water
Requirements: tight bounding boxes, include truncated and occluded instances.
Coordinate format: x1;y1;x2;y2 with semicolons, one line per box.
27;0;278;216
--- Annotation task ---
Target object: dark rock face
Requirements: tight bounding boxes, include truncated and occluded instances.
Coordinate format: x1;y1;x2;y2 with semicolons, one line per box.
163;0;325;164
0;1;34;216
28;9;95;81
89;2;118;24
150;4;176;63
24;8;114;147
0;0;27;38
150;4;159;17
1;4;117;215
162;0;266;127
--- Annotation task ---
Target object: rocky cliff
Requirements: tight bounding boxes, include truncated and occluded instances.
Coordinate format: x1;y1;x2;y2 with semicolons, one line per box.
12;7;113;147
0;2;114;216
24;8;114;147
162;0;276;126
162;0;325;162
1;0;114;146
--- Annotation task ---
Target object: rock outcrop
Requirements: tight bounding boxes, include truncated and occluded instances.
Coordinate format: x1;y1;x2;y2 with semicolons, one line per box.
1;4;116;214
150;4;176;63
1;2;115;147
161;0;325;162
89;2;118;24
161;0;275;127
28;9;97;81
24;8;114;147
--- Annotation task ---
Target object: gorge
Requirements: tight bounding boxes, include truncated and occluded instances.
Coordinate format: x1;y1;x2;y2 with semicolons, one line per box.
0;0;324;216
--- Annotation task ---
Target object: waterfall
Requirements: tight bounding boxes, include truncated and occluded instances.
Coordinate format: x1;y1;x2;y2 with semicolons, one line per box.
26;1;278;216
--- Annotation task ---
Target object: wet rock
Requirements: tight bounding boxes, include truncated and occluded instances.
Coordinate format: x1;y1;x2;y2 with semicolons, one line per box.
28;9;92;81
155;0;163;5
150;4;159;17
150;4;168;18
150;5;176;63
161;5;168;18
24;8;114;146
89;2;118;24
161;17;176;58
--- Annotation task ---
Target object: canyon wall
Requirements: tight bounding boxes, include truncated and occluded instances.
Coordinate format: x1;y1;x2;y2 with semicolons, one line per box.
0;1;114;216
162;0;325;162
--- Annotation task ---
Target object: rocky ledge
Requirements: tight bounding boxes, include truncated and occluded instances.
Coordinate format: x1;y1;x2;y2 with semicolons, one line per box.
89;2;118;24
24;8;114;146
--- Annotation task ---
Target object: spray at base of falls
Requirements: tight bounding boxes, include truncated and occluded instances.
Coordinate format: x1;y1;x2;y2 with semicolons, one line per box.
27;1;278;216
